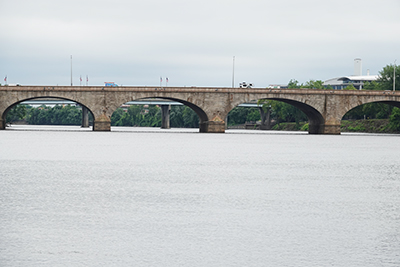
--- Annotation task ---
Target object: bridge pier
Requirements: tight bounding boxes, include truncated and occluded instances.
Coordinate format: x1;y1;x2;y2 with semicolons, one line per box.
308;121;323;134
322;124;341;135
259;107;271;130
199;121;225;133
160;105;170;129
81;106;89;128
0;118;4;130
93;114;111;131
308;121;341;134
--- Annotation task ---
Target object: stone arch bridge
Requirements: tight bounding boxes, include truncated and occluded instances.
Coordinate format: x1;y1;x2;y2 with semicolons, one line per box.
1;85;400;134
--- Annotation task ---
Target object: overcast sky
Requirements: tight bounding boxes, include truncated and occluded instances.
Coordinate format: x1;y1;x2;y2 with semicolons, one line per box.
1;0;399;87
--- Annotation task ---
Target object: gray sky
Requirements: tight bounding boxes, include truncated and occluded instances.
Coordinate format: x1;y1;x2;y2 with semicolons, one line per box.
1;0;399;87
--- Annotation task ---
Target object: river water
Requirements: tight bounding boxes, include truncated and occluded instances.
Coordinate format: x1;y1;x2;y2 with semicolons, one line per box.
1;125;399;267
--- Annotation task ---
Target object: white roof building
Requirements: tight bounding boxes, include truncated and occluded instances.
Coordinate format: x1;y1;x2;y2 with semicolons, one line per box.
323;75;378;90
323;59;378;89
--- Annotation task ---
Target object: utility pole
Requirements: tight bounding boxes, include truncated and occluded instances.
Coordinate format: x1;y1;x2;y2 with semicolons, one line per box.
70;55;73;86
394;59;397;91
232;56;235;88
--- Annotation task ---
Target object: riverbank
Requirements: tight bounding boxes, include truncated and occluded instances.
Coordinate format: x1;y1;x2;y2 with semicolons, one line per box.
271;119;399;134
10;119;400;134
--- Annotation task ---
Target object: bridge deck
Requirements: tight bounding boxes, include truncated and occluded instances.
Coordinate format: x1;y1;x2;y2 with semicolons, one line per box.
1;85;398;96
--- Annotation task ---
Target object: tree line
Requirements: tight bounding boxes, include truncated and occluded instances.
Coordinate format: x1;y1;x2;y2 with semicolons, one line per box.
7;101;399;132
6;105;84;125
110;105;199;128
5;104;202;128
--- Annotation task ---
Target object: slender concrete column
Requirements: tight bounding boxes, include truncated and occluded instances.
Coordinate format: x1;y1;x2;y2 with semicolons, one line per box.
93;114;111;131
160;105;170;129
258;107;271;130
81;106;89;128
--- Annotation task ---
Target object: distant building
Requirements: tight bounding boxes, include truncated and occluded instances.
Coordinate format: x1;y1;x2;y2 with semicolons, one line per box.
323;59;378;90
323;75;378;90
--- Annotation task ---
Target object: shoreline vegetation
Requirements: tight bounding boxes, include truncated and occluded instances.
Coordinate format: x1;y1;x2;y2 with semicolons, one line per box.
9;117;400;134
248;119;399;134
5;103;400;134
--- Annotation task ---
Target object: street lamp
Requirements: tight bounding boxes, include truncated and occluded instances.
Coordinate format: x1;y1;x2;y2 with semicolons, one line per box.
232;56;235;88
70;55;73;86
394;59;396;91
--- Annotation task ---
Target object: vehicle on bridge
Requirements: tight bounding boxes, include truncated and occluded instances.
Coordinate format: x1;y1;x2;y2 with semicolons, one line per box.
104;82;118;87
239;81;253;88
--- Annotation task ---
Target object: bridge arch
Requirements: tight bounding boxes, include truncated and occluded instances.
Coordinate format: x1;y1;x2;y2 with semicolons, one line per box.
1;96;94;129
339;99;400;121
229;96;325;134
266;98;325;134
110;95;209;131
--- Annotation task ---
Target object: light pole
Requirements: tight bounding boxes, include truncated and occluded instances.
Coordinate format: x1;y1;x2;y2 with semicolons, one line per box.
70;55;73;86
394;59;397;92
232;56;235;88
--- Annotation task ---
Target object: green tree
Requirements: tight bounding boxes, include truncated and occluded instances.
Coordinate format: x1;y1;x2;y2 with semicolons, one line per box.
60;105;81;124
227;106;261;126
170;106;185;127
111;108;125;126
110;105;198;128
377;64;400;91
362;81;380;90
302;80;325;89
257;98;307;128
271;101;307;125
140;105;161;127
246;109;261;122
168;106;199;128
26;105;82;125
388;107;400;131
287;79;301;89
364;103;392;119
343;102;393;120
343;84;357;90
182;106;199;128
287;79;326;89
6;104;27;123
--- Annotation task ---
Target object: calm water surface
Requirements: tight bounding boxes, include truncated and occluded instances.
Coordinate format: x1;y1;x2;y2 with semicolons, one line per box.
1;126;400;267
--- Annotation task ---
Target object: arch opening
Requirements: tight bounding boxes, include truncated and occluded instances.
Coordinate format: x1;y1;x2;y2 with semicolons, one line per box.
2;96;94;129
228;98;324;133
341;101;400;133
110;97;206;130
